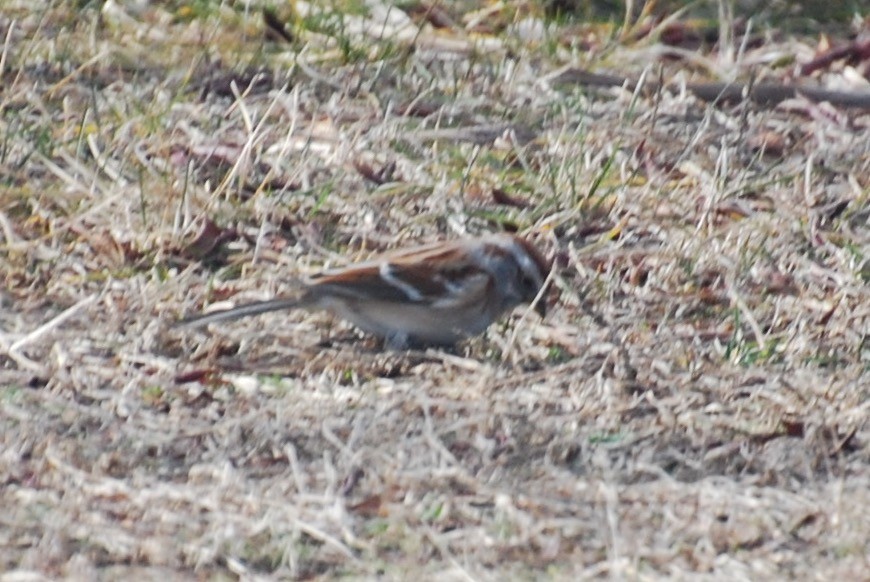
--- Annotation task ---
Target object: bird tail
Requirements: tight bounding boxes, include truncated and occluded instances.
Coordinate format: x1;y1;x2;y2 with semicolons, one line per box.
175;297;303;328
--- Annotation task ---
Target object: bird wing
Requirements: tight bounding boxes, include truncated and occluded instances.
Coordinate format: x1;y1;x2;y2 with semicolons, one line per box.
309;252;490;308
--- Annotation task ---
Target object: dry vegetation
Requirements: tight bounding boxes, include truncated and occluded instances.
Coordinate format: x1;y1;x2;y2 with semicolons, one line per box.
1;1;869;579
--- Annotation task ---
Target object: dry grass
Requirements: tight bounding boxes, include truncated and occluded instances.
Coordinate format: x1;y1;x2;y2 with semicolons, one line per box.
1;1;868;579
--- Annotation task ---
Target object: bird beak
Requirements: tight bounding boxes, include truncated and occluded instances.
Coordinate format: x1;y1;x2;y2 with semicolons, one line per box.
534;297;547;319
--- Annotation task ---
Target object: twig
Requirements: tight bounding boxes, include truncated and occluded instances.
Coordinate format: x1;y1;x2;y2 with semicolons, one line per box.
5;295;98;374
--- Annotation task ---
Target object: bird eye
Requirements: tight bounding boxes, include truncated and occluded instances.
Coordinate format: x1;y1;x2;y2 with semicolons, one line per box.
519;273;538;296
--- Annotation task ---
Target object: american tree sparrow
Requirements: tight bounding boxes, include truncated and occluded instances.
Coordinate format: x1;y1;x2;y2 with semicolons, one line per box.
179;233;551;348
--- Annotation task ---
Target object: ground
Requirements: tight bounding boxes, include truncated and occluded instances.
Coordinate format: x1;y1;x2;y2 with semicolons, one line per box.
1;1;868;580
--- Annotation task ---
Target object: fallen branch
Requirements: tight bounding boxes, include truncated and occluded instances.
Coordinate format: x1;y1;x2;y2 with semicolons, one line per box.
548;68;870;110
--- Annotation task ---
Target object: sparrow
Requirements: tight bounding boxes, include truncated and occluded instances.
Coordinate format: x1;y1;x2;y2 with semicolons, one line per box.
178;233;551;348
